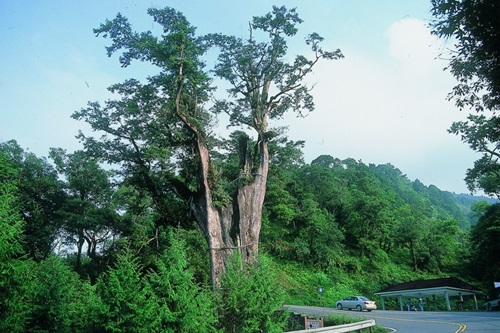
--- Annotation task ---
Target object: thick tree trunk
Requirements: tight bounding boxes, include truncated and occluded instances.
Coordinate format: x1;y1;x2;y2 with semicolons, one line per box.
191;135;268;286
235;139;268;263
188;136;229;286
174;56;269;286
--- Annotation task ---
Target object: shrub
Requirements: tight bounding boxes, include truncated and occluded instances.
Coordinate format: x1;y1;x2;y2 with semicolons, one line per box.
217;254;287;333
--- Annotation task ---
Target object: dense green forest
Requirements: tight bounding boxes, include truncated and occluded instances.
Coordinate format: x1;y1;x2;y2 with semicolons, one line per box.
1;139;497;332
3;1;500;332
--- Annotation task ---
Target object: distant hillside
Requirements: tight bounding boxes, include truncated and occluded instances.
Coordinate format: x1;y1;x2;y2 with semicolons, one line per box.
450;192;498;205
448;192;499;226
263;156;491;303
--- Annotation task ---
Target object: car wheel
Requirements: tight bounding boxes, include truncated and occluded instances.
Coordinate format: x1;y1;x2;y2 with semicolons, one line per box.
367;309;372;312
356;305;362;312
337;304;343;310
487;303;492;311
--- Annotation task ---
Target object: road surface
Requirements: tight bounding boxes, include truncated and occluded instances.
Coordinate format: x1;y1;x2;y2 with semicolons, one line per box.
285;305;500;332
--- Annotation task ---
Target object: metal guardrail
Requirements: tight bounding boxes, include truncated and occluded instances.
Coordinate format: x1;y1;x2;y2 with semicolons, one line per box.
285;319;376;333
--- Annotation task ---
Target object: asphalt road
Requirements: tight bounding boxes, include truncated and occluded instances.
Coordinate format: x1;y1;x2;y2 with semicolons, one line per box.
285;305;500;332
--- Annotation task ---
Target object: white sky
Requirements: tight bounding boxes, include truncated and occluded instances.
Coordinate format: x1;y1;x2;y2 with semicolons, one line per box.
0;0;480;193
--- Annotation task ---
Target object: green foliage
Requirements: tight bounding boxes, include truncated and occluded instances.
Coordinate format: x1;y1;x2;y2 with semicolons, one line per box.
260;155;478;306
168;228;212;285
469;199;492;223
275;259;363;308
3;134;487;329
217;254;287;333
431;0;500;112
0;140;66;260
28;256;101;333
323;314;389;333
0;150;34;332
207;6;342;133
431;0;500;196
147;229;219;332
0;259;35;333
96;249;159;333
0;149;24;262
262;156;469;276
468;204;500;283
49;148;120;274
263;163;346;267
292;196;344;269
453;120;500;195
72;78;192;229
3;2;500;326
74;7;217;244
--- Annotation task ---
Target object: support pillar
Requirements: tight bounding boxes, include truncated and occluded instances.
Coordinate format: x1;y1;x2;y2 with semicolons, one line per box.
458;292;464;311
444;291;451;311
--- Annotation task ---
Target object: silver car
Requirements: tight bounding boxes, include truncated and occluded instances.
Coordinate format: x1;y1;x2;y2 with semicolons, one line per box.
336;296;377;312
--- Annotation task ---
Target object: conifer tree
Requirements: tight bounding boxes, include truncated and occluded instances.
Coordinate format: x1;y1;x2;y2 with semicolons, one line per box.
0;150;33;332
96;249;159;332
147;229;219;332
217;254;287;333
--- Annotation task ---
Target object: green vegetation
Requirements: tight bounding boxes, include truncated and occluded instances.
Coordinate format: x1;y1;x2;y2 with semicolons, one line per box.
77;4;341;288
431;0;500;196
284;313;389;332
1;140;495;331
323;315;389;333
1;1;500;331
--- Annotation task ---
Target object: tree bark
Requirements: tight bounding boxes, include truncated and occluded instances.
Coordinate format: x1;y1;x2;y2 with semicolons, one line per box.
235;138;268;263
188;134;268;286
173;48;270;286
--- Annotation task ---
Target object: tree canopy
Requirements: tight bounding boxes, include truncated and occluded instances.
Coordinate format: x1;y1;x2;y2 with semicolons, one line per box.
75;5;341;286
431;0;500;196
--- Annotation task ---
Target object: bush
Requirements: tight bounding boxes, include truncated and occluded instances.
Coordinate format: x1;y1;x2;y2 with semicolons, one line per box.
324;314;389;333
147;229;219;332
27;256;101;333
217;254;287;333
96;249;159;333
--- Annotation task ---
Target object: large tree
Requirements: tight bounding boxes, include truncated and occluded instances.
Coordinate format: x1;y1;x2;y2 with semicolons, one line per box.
431;0;500;196
75;6;341;285
0;140;66;260
49;148;119;272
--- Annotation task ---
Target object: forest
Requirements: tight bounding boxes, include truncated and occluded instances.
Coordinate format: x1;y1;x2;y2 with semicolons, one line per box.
2;1;500;332
1;140;497;332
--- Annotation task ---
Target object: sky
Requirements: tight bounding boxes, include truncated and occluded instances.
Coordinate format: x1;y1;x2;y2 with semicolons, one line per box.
0;0;481;194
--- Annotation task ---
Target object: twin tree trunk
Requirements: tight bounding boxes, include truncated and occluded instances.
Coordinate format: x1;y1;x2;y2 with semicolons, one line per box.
175;65;269;286
191;135;268;286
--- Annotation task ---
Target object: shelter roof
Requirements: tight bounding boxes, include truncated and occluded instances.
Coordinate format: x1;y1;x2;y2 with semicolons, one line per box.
375;277;480;298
